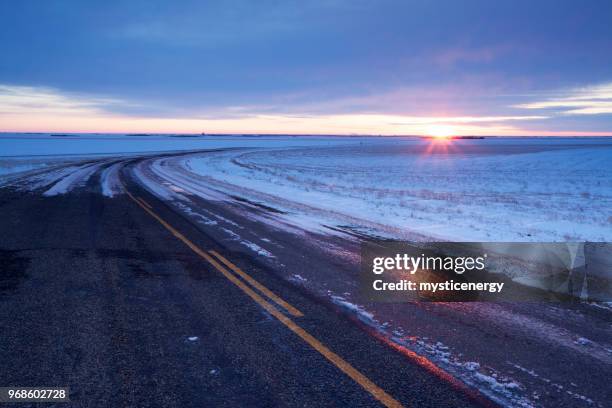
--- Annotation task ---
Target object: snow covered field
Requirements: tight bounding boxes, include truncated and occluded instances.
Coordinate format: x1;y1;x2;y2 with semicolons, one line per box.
0;133;348;187
3;133;611;242
160;137;612;242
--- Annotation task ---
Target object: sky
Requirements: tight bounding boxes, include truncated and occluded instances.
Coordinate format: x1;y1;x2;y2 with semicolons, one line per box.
1;0;611;136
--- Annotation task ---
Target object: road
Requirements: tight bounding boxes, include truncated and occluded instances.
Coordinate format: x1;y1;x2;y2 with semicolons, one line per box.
1;151;610;407
0;156;487;407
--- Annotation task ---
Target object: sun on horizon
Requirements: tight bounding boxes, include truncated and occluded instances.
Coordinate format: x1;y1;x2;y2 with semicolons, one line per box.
425;124;456;139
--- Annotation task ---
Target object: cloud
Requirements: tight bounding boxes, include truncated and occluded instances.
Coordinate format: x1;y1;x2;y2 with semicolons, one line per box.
0;84;132;116
386;115;546;125
6;83;609;136
515;82;612;115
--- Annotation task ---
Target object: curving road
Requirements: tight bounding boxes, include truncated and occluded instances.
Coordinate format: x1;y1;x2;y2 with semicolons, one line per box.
0;150;610;408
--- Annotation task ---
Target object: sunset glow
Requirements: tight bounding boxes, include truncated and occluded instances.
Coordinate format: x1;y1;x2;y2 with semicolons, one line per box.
425;125;455;139
0;1;611;136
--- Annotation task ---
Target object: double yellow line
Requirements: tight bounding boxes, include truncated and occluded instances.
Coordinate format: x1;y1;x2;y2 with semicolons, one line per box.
125;188;403;408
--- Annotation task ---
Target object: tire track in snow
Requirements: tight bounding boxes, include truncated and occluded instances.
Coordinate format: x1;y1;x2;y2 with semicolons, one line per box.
42;161;109;196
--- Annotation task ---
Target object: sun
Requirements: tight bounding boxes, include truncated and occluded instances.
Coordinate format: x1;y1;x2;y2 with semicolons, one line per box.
425;124;455;139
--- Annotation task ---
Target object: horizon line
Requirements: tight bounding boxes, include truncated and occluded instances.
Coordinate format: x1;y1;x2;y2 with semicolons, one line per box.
1;131;612;138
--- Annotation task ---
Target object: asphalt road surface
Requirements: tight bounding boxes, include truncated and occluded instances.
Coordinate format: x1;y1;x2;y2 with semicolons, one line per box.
0;158;488;408
1;152;610;408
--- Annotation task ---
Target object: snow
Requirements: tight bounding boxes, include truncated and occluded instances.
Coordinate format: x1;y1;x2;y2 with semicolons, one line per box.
174;202;218;225
100;162;124;197
511;363;596;405
43;162;103;196
3;133;609;407
163;137;612;242
216;225;275;258
0;132;357;191
0;157;65;179
12;163;86;191
8;134;609;243
0;133;357;157
330;295;375;323
220;227;241;240
387;326;538;407
239;240;275;258
131;161;182;201
328;290;538;407
575;337;594;346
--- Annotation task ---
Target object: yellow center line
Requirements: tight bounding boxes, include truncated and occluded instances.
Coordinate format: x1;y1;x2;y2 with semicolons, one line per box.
209;249;303;317
125;187;404;408
137;197;153;209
